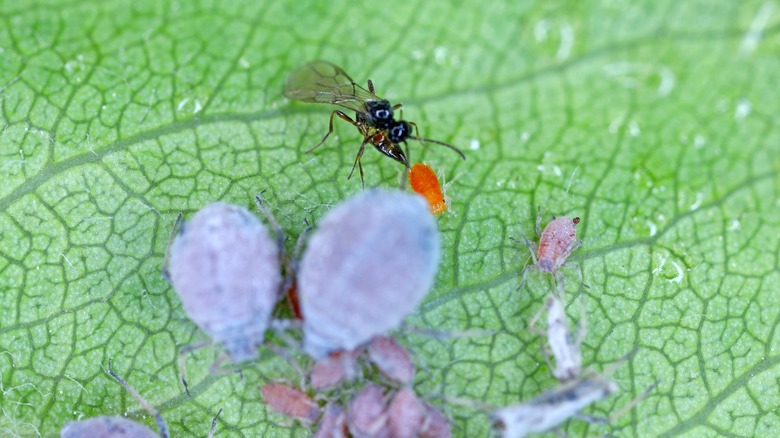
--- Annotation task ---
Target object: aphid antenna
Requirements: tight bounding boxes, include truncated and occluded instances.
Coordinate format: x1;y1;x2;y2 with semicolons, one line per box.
107;359;170;438
207;408;222;438
161;212;183;281
263;335;307;388
178;339;214;396
254;192;285;260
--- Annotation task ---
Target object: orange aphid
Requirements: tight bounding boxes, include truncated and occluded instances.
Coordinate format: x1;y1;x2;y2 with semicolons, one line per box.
408;163;447;215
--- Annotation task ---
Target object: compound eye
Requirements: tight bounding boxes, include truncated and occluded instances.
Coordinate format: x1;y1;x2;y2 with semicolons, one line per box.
373;108;391;121
389;122;410;143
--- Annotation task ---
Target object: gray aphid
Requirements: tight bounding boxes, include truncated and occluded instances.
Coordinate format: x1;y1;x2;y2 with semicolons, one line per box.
165;201;282;392
299;189;440;359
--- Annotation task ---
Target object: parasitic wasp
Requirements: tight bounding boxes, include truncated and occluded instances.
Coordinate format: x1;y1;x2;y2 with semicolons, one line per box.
284;60;465;188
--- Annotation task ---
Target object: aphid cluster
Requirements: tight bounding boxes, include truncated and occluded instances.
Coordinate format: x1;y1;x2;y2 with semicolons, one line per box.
61;61;656;437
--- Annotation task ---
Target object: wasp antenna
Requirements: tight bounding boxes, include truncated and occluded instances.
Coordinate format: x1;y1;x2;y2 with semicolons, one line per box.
408;136;466;160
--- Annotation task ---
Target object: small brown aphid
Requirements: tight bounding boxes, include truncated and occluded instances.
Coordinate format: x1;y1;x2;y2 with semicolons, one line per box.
260;383;320;426
310;350;361;390
367;336;416;385
284;60;465;188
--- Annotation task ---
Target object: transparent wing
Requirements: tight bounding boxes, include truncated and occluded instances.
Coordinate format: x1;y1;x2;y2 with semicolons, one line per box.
283;60;381;113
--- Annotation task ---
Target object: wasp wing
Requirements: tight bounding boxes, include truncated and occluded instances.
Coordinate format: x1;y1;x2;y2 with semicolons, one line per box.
284;60;381;113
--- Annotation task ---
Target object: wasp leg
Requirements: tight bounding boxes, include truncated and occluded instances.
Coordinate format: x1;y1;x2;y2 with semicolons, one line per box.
347;136;371;190
308;110;357;153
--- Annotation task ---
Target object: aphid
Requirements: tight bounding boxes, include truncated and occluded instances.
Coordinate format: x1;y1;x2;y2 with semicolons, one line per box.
164;198;283;394
517;207;584;290
367;335;415;385
408;163;448;215
347;384;388;437
298;189;440;360
260;383;320;426
310;349;361;390
314;404;348;438
528;294;585;382
387;387;424;438
61;360;221;438
284;60;465;188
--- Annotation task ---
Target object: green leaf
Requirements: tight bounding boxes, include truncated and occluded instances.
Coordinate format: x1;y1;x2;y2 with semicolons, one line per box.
1;0;779;436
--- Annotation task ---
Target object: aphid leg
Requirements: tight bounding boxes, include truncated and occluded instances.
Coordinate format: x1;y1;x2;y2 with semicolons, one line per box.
535;206;543;237
264;342;307;388
161;212;183;282
347;137;370;189
107;359;170;438
179;339;214;396
607;380;659;422
575;291;587;348
207;408;222;438
566;261;589;289
308;110;357;153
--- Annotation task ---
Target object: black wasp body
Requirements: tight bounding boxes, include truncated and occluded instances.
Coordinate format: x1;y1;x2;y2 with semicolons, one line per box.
283;60;465;188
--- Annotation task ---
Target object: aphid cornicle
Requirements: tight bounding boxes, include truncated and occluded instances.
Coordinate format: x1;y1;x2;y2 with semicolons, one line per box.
284;60;466;188
164;200;283;394
298;189;440;360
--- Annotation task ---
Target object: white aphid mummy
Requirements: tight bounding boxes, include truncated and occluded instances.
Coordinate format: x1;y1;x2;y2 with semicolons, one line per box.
529;294;584;382
491;375;618;438
298;189;440;359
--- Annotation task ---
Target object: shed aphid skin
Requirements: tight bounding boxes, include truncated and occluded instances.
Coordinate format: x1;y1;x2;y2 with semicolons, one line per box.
528;294;586;382
298;189;440;360
314;404;348;438
516;206;586;291
284;60;465;188
164;199;283;395
491;374;617;438
408;163;448;215
491;351;657;438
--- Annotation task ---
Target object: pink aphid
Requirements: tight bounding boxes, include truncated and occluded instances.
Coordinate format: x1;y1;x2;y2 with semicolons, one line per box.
386;387;452;438
260;383;320;425
314;404;348;438
519;207;584;289
310;349;361;390
298;189;440;360
165;200;282;393
347;384;389;438
367;336;415;385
